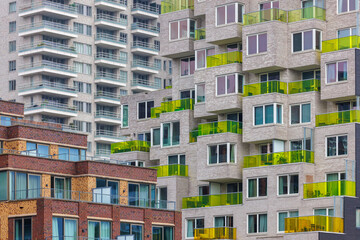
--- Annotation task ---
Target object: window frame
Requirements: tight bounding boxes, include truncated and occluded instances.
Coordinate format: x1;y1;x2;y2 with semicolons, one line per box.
253;103;283;126
277;211;298;233
52;217;78;239
151;127;161;146
291;29;322;53
152;225;174;240
356;208;360;228
186;218;204;239
326;135;348;157
14;217;32;240
169;18;195;41
207;143;236;165
88;220;112;239
337;0;358;14
247;213;268;234
180;56;195;77
195;83;206;104
168;154;186;165
215;3;244;26
277;174;299;196
325;60;348;84
160;121;180;147
247;33;267;55
289;103;311;125
195;48;215;70
247;177;267;198
120;222;144;240
137;100;154;120
216;73;244;96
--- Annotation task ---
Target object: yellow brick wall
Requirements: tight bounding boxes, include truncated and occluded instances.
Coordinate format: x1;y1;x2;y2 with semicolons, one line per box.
42;174;51;198
120;180;128;205
71;177;96;202
49;145;58;157
3;140;26;152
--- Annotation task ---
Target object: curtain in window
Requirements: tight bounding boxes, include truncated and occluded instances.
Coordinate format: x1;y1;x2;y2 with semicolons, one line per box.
15;219;22;240
52;217;62;240
302;104;311;123
338;61;347;81
217;6;226;25
259;214;267;232
230;144;235;163
129;184;139;206
255;107;263;125
0;171;7;200
227;4;236;23
88;221;99;240
172;122;180;145
227;75;236;94
152;227;162;240
303;30;313;50
338;0;347;13
123;105;129;127
164;227;173;240
326;63;336;83
140;184;149;207
258;34;267;53
170;22;178;40
278;212;287;232
16;172;27;200
28;174;40;198
248;179;257;197
265;105;274;124
278;176;287;195
217;76;226;95
65;219;77;240
196;50;206;69
100;222;111;240
215;217;225;227
248;35;257;55
187;220;194;238
276;105;282;124
179;20;188;38
314;209;327;216
55;178;65;199
132;225;143;240
248;215;256;233
218;144;228;163
9;171;15;200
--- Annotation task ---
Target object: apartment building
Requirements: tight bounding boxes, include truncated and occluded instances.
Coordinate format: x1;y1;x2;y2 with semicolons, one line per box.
0;100;181;240
0;0;173;158
110;0;360;239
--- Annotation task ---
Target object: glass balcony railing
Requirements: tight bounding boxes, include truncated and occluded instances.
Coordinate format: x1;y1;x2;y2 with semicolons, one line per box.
19;1;77;15
19;82;76;94
95;130;125;140
316;110;360;127
194;227;236;240
190;121;242;143
95;33;127;45
19;21;74;34
95;110;121;120
19;40;76;55
182;192;242;209
322;36;360;53
95;91;121;101
131;22;159;33
95;0;127;8
243;80;287;96
132;41;160;52
303;180;356;199
96;13;128;26
151;99;195;118
111;140;150;153
131;60;160;71
287;6;326;22
25;102;77;113
151;164;188;177
161;0;194;14
95;72;127;84
285;216;344;233
19;61;76;75
244;150;314;168
131;79;161;89
132;3;160;14
195;28;206;40
207;52;242;68
244;8;288;25
288;79;320;94
95;52;127;64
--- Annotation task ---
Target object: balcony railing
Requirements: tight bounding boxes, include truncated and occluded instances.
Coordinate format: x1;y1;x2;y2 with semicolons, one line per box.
111;140;150;153
131;60;160;70
288;79;320;94
132;41;160;51
19;1;77;14
95;32;127;44
194;227;236;240
151;99;195;118
207;52;242;68
244;150;314;168
19;40;76;54
95;130;125;139
131;22;159;33
304;180;356;199
95;72;127;84
19;61;76;73
25;101;77;113
161;0;194;14
95;52;127;64
285;216;343;233
316;110;360;127
95;91;121;100
190;121;242;143
195;28;206;40
182;192;242;209
243;80;287;96
19;81;76;93
322;35;360;53
131;79;161;89
95;13;128;26
151;164;188;177
95;110;121;119
95;0;127;8
19;21;74;33
132;2;159;14
287;6;326;22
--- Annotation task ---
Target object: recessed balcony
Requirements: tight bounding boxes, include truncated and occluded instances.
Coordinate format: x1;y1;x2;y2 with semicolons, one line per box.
151;99;195;118
322;36;360;53
206;51;242;68
18;82;77;98
94;91;121;106
190;121;242;143
95;110;122;125
288;79;320;94
303;180;356;199
131;22;159;37
160;0;194;14
285;216;343;233
131;41;159;56
94;52;127;68
18;61;77;78
24;102;77;117
131;79;161;92
18;40;77;58
194;227;236;240
95;14;127;30
19;1;77;19
151;164;188;177
131;3;159;19
111;140;150;153
316;110;360;127
95;72;127;87
94;130;127;143
95;33;127;49
182;192;242;209
18;21;77;39
94;0;127;11
131;60;160;74
243;80;287;97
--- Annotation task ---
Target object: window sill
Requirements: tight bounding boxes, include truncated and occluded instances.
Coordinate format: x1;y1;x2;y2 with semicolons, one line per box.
289;122;312;127
291;49;321;55
215;22;243;28
207;162;237;166
277;193;300;198
326;154;348;160
325;80;348;86
337;10;358;16
253;123;284;128
216;93;242;98
169;37;192;43
246;52;267;57
246;196;268;201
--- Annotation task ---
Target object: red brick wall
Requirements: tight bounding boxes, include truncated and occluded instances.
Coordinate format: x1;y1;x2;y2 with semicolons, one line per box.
0;101;24;116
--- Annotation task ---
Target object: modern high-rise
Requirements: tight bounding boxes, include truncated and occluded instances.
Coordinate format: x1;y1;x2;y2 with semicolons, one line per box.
110;0;360;239
0;0;172;158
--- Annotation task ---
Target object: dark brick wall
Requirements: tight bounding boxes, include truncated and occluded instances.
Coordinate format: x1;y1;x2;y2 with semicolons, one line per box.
0;100;24;116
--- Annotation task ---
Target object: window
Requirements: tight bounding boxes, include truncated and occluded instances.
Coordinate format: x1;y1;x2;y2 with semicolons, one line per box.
327;135;347;157
216;3;244;26
121;222;143;240
247;33;267;55
356;209;360;228
248;177;267;198
122;105;129;127
96;178;119;204
74;81;92;94
195;84;205;103
227;182;242;193
278;211;298;232
168;154;185;165
216;73;243;96
196;48;215;69
128;183;155;207
326;61;347;83
302;70;320;80
326;172;346;181
227;112;242;123
292;29;321;52
75;3;92;16
260;72;280;82
152;128;160;146
290;139;311;151
9;60;16;71
161;122;180;147
9;80;16;91
180;89;195;99
214;216;233;228
73;120;91;133
9;40;16;52
338;27;357;38
120;89;128;96
6;171;41;200
153;226;173;240
74;22;92;35
87;142;92;152
180;57;195;76
186;218;204;238
248;213;267;233
14;218;32;240
138;101;154;119
208;143;236;164
169;19;195;40
74;42;92;55
9;2;16;13
52;217;77;240
74;62;92;75
199;185;209;195
73;100;92;113
88;221;111;240
254;103;283;125
278;174;299;195
338;0;358;13
169;60;172;74
290;103;311;124
58;147;86;161
9;21;16;33
314;208;334;216
26;142;49;157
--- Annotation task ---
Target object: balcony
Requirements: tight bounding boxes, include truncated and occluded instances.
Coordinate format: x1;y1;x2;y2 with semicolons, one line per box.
151;99;195;118
95;14;127;30
151;164;188;177
111;140;150;153
94;130;126;143
131;60;160;74
285;216;343;233
19;1;77;19
131;22;159;37
288;79;320;94
316;110;360;127
18;82;77;98
18;61;77;78
131;79;161;92
190;121;242;143
18;21;77;39
94;91;121;106
243;150;314;168
182;193;242;209
322;36;360;53
194;227;236;240
303;180;356;199
24;102;77;117
131;41;159;56
95;72;127;87
131;3;159;19
195;28;206;40
244;9;287;25
94;0;127;11
95;33;127;49
18;40;77;58
287;6;326;23
94;52;127;68
243;80;287;97
95;110;122;125
161;0;194;14
206;52;242;68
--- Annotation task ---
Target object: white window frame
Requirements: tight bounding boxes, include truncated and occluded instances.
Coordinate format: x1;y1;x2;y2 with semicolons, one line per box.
121;104;128;128
277;211;298;233
356;209;360;228
247;33;267;55
337;27;357;38
168;154;185;165
215;3;244;26
291;29;322;53
137;100;154;120
195;48;215;70
277;174;299;196
289;103;311;125
325;60;348;84
326;172;346;181
207;143;236;165
337;0;358;14
325;135;348;157
213;215;233;227
186;218;204;239
169;19;195;41
216;73;244;96
247;177;267;198
180;56;195;77
247;213;268;234
253;103;283;126
160;121;180;147
195;83;206;104
313;208;334;216
151;127;161;147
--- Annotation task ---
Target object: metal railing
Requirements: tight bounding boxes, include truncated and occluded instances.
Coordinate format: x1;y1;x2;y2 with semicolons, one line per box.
19;21;74;33
20;1;77;14
132;2;159;14
95;110;121;119
131;60;160;70
19;60;76;73
18;40;76;53
95;32;127;44
96;13;128;26
95;130;125;139
19;81;76;92
95;91;121;99
95;52;127;63
132;41;159;51
25;101;77;112
131;79;161;89
95;0;128;7
131;22;159;33
95;72;127;83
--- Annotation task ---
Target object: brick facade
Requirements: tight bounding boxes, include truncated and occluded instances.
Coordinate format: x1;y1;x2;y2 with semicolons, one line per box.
0;100;24;117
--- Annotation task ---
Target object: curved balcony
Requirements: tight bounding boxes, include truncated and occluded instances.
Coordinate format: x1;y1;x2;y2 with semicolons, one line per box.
131;22;159;37
95;72;127;87
95;33;127;49
18;82;77;98
95;52;127;68
18;21;77;39
18;61;77;78
131;41;159;56
19;1;77;19
95;110;122;125
131;60;160;74
95;14;127;30
94;91;121;106
131;3;159;19
24;102;77;117
95;0;127;11
131;79;161;92
18;40;77;58
94;130;126;143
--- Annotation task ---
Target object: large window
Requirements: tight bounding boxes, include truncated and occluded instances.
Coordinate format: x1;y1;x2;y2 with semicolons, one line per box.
152;226;174;240
52;217;77;240
128;183;155;207
290;103;311;124
314;208;334;216
186;218;204;238
26;142;49;157
292;29;321;52
152;128;161;146
356;209;360;228
14;218;32;240
88;221;111;240
168;154;185;165
338;0;358;13
138;101;154;119
9;2;16;13
278;211;298;232
208;143;236;164
180;57;195;76
2;171;41;200
214;216;233;227
58;147;86;161
327;135;347;157
290;139;311;151
248;213;267;233
195;83;205;103
169;19;195;40
121;222;143;240
51;176;71;200
216;3;244;26
278;174;299;195
96;178;119;204
196;48;215;69
247;33;267;55
326;61;347;83
122;105;129;128
216;73;243;96
161;122;180;147
254;103;282;125
248;177;267;198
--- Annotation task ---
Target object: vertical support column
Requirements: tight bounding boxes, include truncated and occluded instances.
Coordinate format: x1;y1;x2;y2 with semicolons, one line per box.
112;205;121;238
34;199;52;239
78;202;88;238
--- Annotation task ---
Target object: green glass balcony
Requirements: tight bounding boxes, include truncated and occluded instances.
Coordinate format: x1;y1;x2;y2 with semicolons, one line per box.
151;107;162;118
316;110;360;127
189;121;242;143
243;150;314;168
244;8;287;25
206;52;242;68
161;0;194;14
150;99;195;118
182;192;242;209
195;227;236;240
288;79;320;94
285;216;344;233
304;180;356;199
195;28;206;40
288;7;326;22
111;140;150;153
243;80;287;96
151;164;188;177
322;36;360;53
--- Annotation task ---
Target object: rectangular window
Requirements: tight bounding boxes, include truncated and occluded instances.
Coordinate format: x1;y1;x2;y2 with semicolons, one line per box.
88;221;111;240
327;135;347;157
326;61;347;83
314;208;334;216
74;42;92;55
9;21;16;33
278;174;299;195
186;218;204;238
180;57;195;76
58;147;86;161
290;103;311;124
161;122;180;147
278;211;298;232
121;222;143;240
338;0;358;13
9;80;16;91
216;73;243;95
248;177;267;198
74;62;92;75
9;40;16;52
152;226;174;240
152;128;161;146
292;29;321;52
248;33;267;55
26;142;49;157
9;60;16;71
356;209;360;228
52;217;77;239
7;171;41;200
169;19;195;40
248;214;267;233
14;218;32;240
195;83;205;103
254;103;282;125
208;143;236;164
9;2;16;13
168;154;185;165
216;3;244;26
195;48;215;70
122;105;129;127
138;101;154;119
